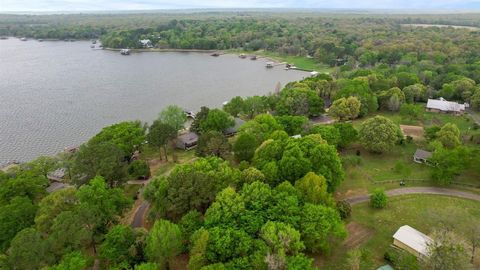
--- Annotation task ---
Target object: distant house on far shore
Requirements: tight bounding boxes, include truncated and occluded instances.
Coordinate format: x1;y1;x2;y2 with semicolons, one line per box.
139;39;153;48
176;132;199;150
426;97;466;115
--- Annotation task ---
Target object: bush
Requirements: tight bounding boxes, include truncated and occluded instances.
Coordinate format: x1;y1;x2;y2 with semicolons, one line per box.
384;247;420;270
370;188;387;209
336;200;352;219
128;160;150;179
341;155;362;167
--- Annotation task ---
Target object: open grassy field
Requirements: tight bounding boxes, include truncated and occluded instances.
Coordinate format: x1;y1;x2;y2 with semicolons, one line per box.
226;49;332;72
340;109;480;197
316;195;480;269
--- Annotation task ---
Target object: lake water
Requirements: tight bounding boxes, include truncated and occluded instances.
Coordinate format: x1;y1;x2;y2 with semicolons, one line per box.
0;39;309;163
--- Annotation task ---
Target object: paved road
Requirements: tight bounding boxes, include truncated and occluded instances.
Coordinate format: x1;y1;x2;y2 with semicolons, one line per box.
131;201;149;228
345;187;480;205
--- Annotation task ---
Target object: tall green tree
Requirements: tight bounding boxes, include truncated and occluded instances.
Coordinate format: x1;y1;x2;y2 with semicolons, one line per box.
199;109;235;133
147;120;177;161
358;116;402;153
89;121;146;157
158;105;187;132
71;141;127;186
0;197;37;251
146;219;183;269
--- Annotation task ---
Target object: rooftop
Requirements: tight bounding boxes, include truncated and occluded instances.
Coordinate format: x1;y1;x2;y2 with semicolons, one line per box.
414;149;432;160
426;98;465;112
393;225;433;257
178;132;198;144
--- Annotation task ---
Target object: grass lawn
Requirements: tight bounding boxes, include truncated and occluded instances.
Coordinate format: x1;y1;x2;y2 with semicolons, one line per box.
226;49;332;72
336;143;433;198
316;195;480;269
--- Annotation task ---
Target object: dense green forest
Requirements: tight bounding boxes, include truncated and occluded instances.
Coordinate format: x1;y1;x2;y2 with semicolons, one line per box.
1;11;480;270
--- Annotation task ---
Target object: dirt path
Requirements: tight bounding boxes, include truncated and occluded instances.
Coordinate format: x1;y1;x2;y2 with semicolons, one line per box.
345;187;480;205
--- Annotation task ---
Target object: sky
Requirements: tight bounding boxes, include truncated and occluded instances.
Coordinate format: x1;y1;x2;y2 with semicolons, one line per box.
0;0;479;12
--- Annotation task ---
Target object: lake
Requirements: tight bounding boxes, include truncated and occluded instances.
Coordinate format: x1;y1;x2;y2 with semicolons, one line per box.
0;39;309;163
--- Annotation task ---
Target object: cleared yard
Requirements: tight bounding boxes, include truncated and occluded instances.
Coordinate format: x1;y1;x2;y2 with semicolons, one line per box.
400;125;424;140
316;195;480;269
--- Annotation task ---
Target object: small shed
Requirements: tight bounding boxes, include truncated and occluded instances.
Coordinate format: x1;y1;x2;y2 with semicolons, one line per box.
413;149;432;164
176;132;199;150
393;225;433;258
224;118;245;137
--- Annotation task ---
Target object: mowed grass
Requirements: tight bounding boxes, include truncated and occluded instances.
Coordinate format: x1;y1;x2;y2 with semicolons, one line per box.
316;195;480;269
226;49;332;72
341;110;480;196
336;142;432;198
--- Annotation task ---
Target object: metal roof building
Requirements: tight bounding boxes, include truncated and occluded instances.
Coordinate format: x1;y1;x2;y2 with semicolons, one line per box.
426;98;466;114
393;225;433;258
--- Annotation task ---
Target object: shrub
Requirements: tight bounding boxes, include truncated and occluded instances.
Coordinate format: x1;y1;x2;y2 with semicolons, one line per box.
128;160;150;179
341;155;362;168
370;188;387;209
336;200;352;219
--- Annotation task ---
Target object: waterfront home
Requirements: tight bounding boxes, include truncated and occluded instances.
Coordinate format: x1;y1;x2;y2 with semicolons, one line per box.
392;225;433;258
176;132;199;150
426;97;466;115
224;118;246;137
139;39;153;48
47;168;67;182
413;149;432;164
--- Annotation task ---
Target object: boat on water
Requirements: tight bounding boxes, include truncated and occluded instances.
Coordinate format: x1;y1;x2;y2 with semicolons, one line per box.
211;52;220;57
90;45;95;48
20;37;27;41
266;62;274;68
250;55;257;60
38;39;43;42
0;36;8;40
120;49;131;55
91;40;97;44
239;54;247;59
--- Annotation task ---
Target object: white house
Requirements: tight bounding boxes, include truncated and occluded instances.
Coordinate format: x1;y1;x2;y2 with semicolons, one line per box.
426;98;466;115
393;225;433;258
139;39;153;48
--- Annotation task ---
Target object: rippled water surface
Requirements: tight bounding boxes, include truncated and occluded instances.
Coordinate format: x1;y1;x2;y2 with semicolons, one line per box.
0;39;309;163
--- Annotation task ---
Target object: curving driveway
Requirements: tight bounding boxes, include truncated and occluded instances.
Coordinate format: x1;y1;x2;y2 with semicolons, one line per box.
345;187;480;205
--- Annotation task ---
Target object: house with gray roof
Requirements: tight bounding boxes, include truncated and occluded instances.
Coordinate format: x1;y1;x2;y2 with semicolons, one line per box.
224;118;245;137
176;132;199;150
413;149;432;164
